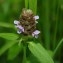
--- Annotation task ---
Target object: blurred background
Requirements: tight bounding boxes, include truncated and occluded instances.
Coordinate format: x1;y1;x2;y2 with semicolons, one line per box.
0;0;63;63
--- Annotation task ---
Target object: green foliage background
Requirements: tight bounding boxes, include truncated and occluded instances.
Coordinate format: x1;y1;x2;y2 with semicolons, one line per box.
0;0;63;63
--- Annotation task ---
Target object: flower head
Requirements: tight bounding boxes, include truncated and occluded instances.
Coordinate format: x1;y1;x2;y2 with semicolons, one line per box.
14;8;40;38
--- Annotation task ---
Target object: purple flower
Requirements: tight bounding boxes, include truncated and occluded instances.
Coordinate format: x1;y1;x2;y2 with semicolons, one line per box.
16;25;24;34
15;25;24;32
14;20;24;34
32;30;40;38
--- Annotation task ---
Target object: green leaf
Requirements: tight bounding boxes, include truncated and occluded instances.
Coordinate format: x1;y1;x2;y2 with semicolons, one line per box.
7;44;23;60
28;42;54;63
0;33;19;40
47;50;53;57
2;0;10;14
0;40;17;56
27;53;40;63
0;22;14;28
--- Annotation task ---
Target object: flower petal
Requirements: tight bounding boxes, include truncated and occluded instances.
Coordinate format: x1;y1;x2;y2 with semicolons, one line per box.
33;30;40;35
35;21;38;24
32;33;34;37
14;20;20;25
35;35;38;38
22;28;24;32
32;30;40;38
17;25;23;29
17;29;22;34
34;15;39;20
16;25;24;32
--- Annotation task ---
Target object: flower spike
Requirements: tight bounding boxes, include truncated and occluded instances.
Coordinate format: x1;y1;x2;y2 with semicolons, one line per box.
14;8;40;38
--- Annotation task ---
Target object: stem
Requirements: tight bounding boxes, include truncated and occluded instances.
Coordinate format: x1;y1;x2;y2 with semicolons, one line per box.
25;0;29;9
18;38;22;46
29;0;37;14
22;45;27;63
53;38;63;57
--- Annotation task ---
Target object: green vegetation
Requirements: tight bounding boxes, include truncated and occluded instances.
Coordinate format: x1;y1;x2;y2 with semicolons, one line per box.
0;0;63;63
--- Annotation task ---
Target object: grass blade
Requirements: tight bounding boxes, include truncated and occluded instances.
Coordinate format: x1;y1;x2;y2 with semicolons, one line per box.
41;0;50;49
25;0;29;9
53;38;63;57
29;0;37;14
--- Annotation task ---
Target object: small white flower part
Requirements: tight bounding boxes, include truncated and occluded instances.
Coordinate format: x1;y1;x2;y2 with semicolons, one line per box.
35;21;38;24
14;20;20;25
34;15;39;20
32;30;40;38
17;29;22;34
32;33;34;37
35;35;39;38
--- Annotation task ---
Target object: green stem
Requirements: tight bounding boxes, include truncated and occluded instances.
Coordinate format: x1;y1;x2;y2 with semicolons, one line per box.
25;0;29;9
22;45;27;63
29;0;37;14
53;38;63;57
